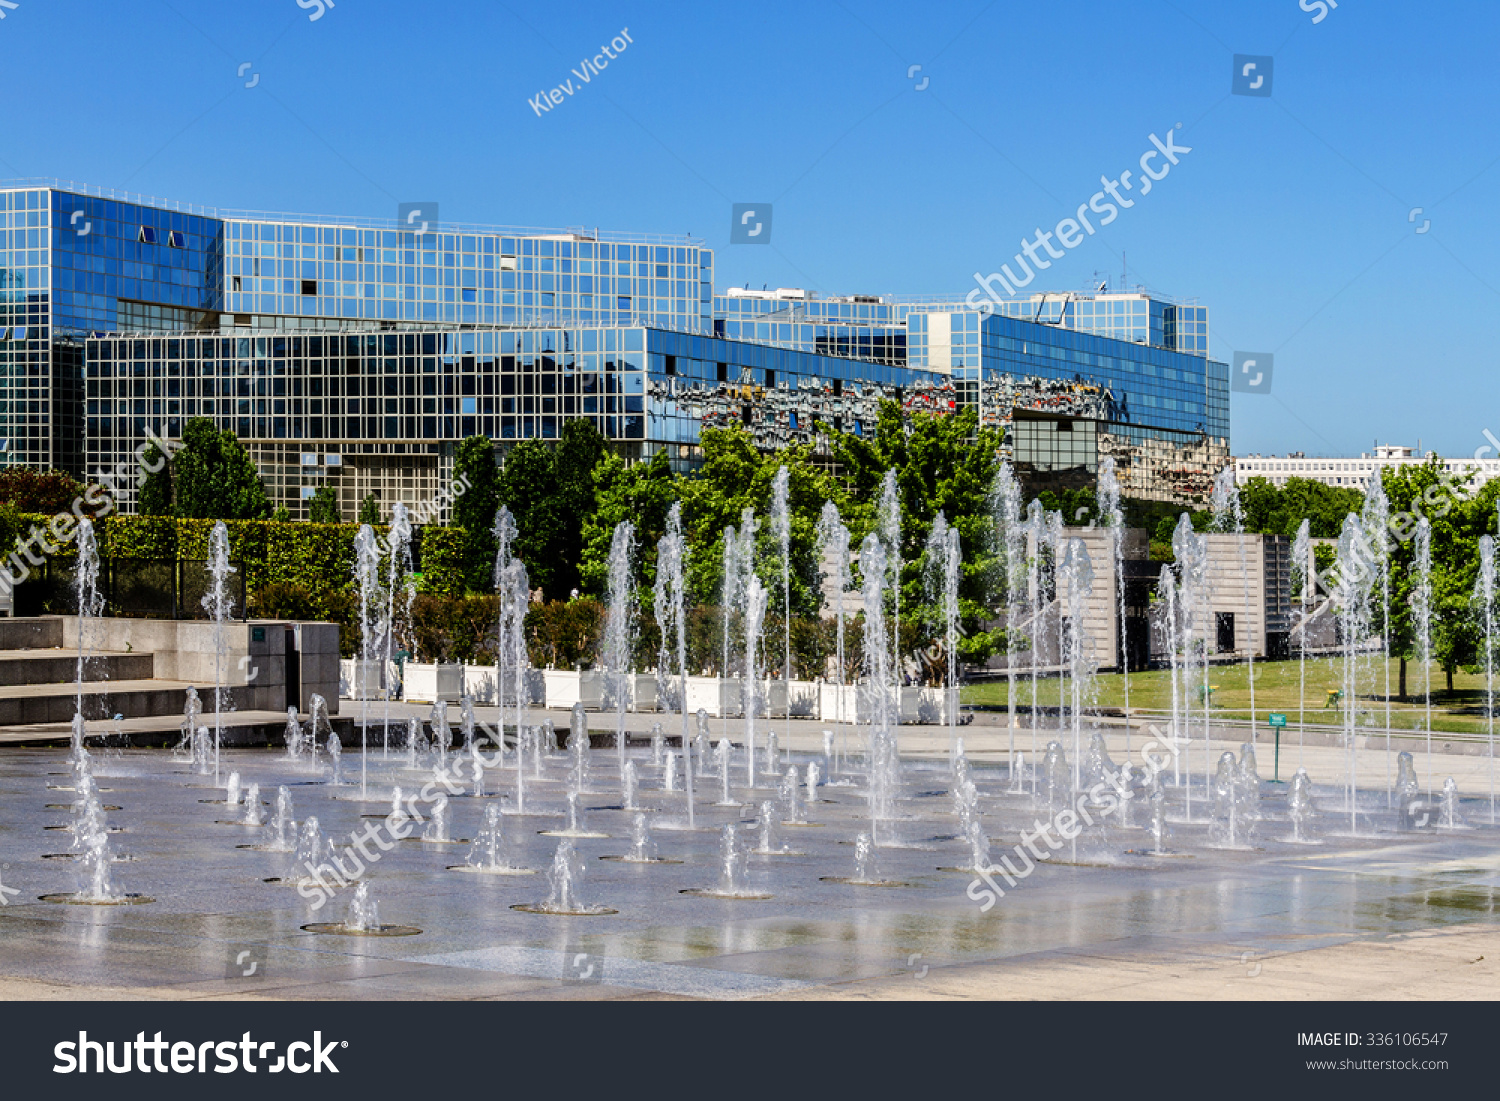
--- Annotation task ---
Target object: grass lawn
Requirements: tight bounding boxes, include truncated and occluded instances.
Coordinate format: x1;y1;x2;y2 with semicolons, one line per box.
961;656;1500;737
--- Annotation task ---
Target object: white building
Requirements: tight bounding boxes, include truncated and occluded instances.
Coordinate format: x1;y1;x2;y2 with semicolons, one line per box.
1234;446;1500;492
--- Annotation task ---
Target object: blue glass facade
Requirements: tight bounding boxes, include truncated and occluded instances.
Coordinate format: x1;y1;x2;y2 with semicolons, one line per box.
2;180;1229;513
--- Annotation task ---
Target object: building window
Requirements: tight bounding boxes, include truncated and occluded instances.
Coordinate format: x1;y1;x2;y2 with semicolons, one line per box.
139;226;158;244
717;362;728;382
301;280;317;296
167;230;186;248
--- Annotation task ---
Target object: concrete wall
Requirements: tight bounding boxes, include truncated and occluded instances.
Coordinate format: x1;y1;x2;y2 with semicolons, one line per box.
54;616;340;714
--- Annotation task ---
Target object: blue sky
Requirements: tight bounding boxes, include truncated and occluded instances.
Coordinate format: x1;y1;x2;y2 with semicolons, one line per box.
2;0;1496;459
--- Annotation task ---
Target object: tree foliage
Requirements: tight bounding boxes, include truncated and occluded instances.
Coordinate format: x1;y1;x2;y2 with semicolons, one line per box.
307;485;341;524
451;435;500;591
169;418;270;520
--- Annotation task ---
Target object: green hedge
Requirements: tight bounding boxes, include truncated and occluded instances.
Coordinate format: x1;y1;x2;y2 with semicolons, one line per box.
2;513;470;605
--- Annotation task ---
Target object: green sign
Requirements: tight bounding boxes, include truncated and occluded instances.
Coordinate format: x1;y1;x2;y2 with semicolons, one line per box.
1268;713;1287;727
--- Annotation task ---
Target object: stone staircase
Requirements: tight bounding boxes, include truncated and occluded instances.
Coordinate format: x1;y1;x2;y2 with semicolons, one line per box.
0;616;341;746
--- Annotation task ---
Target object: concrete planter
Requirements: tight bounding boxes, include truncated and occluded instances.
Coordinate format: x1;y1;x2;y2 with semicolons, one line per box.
403;662;464;704
542;669;606;711
685;676;742;718
340;658;384;702
818;683;868;724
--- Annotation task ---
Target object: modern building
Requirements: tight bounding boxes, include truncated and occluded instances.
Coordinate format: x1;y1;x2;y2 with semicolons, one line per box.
1235;446;1500;493
0;180;1230;517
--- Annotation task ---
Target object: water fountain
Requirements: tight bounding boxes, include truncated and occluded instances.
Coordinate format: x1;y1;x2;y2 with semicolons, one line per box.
1287;767;1318;843
304;880;421;936
1439;778;1463;830
1097;457;1129;752
383;504;415;756
663;750;678;792
421;799;452;843
569;703;590;793
43;752;147;905
1212;468;1255;742
1476;534;1497;824
203;521;236;784
651;727;664;767
1335;513;1374;833
326;734;343;786
991;463;1024;773
1209;751;1257;849
500;556;530;814
544;790;608;839
743;574;768;789
622;760;639;810
817;502;853;772
1415;517;1434;797
682;824;770;899
604;520;637;777
249;786;297;852
764;731;779;777
492;504;519;758
1172;514;1209;818
430;699;450;772
1292;518;1312;769
877;470;903;690
179;687;203;759
1058;537;1095;793
460;696;476;753
284;707;304;759
654;502;695;826
72;518;103;733
819;831;907;887
1025;500;1045;789
513;838;617;915
860;534;901;840
1039;740;1070;812
1361;472;1393;802
715;738;735;806
924;511;961;770
771;466;793;749
451;805;533;874
353;523;381;798
779;766;803;824
241;782;264;827
1158;565;1182;788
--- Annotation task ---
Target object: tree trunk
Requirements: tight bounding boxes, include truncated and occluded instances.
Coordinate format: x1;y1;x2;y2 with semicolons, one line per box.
1447;665;1454;694
1399;657;1407;703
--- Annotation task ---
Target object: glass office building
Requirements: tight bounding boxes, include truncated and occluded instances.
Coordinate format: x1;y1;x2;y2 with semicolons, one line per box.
1;180;1228;515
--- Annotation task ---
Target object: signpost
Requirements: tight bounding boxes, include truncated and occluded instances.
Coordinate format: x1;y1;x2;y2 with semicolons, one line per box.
1268;713;1287;782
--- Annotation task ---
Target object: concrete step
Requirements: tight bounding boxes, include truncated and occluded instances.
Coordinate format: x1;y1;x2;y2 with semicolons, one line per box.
0;617;63;651
0;709;335;748
0;648;155;685
0;678;260;727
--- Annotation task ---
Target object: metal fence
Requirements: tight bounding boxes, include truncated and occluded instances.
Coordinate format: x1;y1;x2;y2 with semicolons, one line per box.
14;558;246;621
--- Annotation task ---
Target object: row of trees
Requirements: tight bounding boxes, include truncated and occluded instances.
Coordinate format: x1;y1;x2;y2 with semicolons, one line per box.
445;402;1007;670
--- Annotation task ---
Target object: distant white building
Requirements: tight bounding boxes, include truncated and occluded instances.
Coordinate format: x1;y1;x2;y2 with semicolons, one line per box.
1234;446;1500;491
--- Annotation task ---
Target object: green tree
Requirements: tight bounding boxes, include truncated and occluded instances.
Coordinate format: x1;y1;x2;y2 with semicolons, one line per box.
307;485;341;524
137;444;172;516
170;418;270;520
452;435;501;591
357;493;381;525
271;504;291;523
580;449;679;596
830;401;1004;664
498;420;607;601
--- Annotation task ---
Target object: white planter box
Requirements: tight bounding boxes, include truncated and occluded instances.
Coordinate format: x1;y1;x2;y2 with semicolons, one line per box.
542;669;606;711
629;673;658;713
818;683;868;724
402;662;464;704
339;658;385;701
685;676;742;718
463;664;498;704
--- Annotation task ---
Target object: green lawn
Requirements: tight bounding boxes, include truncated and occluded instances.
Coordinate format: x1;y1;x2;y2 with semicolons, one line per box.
961;656;1500;737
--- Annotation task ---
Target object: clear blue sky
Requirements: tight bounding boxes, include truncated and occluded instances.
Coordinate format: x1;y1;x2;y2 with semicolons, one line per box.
2;0;1496;459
